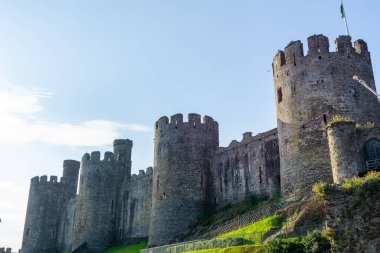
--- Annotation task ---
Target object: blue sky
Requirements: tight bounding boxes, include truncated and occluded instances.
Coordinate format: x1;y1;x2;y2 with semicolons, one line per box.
0;1;379;250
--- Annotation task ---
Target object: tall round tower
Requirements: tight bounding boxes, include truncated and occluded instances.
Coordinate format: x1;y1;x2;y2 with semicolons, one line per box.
148;113;219;246
273;34;380;198
74;139;132;252
62;159;80;197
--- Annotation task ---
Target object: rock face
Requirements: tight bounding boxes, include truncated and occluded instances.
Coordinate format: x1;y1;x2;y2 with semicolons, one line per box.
324;184;380;253
273;35;380;198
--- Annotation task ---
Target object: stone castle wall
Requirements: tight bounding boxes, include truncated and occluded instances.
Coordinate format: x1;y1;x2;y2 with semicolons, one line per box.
273;34;380;198
118;168;153;243
210;128;280;208
20;34;380;253
148;114;219;246
74;148;130;252
327;122;380;183
21;162;79;253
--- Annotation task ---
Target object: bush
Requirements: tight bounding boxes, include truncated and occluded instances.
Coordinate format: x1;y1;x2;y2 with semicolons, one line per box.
302;230;331;253
265;237;304;253
327;115;354;125
312;182;335;197
342;171;380;193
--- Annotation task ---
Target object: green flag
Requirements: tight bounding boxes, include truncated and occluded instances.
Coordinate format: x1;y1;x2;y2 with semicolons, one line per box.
340;1;346;18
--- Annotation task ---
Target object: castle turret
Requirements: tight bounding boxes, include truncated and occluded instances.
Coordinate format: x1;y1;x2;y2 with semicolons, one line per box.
74;140;132;253
273;35;380;198
62;160;80;197
148;113;219;246
326;121;360;184
113;139;133;180
21;159;80;253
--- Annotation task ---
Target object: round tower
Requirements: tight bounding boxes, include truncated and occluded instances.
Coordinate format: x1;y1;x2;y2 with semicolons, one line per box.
62;159;80;197
74;141;132;252
113;139;133;180
326;121;360;184
21;175;63;253
273;34;380;198
148;113;219;246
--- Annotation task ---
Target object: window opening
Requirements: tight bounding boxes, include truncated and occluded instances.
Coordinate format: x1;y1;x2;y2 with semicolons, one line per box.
277;87;283;103
364;139;380;171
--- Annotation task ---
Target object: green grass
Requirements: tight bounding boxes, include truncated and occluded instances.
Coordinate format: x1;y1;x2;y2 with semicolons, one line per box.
313;171;380;196
182;245;264;253
217;215;284;244
192;193;280;236
327;115;354;125
342;171;380;192
102;242;148;253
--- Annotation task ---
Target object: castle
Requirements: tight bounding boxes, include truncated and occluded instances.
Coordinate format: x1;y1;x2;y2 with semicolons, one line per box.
20;34;380;253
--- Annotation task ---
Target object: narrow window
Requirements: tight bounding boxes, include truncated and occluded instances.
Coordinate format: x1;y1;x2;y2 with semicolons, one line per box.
157;176;160;190
323;114;327;125
26;228;30;236
277;87;283;103
293;53;296;66
200;175;203;189
259;167;262;184
111;200;114;210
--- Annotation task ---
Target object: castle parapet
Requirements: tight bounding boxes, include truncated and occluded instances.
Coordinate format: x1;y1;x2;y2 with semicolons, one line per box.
307;34;329;55
155;113;218;133
81;151;126;166
130;167;154;182
30;175;68;185
273;35;370;72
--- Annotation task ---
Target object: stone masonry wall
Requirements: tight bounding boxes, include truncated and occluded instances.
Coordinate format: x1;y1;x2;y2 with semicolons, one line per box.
21;175;74;253
117;168;153;243
326;123;380;183
56;197;77;252
21;160;79;253
74;151;127;253
273;34;380;198
149;114;219;247
210;128;280;208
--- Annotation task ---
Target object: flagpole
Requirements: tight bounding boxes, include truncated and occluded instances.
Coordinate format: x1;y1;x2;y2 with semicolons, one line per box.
341;0;350;35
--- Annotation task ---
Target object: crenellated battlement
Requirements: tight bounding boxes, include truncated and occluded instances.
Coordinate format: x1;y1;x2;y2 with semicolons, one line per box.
130;167;153;182
155;113;218;133
30;175;67;184
214;128;278;155
273;35;370;75
81;150;127;165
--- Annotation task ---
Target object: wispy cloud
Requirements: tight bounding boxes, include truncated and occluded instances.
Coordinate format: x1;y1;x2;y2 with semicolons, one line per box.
0;84;149;147
0;181;28;250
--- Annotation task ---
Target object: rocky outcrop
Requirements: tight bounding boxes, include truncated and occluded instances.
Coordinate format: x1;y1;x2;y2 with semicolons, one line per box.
324;183;380;253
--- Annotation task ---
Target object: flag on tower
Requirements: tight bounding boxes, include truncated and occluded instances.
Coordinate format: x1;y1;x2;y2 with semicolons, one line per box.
340;1;346;18
340;0;350;35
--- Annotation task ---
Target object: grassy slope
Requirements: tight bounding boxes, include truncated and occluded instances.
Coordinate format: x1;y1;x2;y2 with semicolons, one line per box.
102;242;148;253
191;194;278;235
183;245;264;253
217;215;284;244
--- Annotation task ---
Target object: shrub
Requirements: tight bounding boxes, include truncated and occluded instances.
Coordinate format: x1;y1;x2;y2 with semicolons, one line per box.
302;230;331;253
312;182;334;197
342;171;380;193
265;237;304;253
355;121;375;130
328;115;354;125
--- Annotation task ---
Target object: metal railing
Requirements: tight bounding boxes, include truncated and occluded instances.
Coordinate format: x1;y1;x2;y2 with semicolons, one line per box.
365;159;380;171
140;224;324;253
